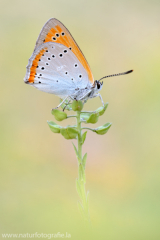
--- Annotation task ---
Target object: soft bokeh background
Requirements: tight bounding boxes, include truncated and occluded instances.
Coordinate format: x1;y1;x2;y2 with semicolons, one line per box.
0;0;160;239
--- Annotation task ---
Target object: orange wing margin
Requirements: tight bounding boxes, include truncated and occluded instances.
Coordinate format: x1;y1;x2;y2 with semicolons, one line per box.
28;48;47;83
34;18;94;84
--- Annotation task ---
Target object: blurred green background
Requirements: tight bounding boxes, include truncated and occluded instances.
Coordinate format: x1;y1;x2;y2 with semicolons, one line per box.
0;0;160;239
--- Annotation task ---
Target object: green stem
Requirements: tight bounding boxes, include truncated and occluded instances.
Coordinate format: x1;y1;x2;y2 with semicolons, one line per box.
77;111;82;159
82;127;95;131
67;115;77;118
81;111;96;114
76;111;90;223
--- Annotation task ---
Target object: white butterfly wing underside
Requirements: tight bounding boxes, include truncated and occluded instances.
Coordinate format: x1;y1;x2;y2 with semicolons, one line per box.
24;42;91;98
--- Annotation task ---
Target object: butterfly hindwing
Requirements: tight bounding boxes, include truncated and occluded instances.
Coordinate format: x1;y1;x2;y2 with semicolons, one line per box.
34;18;94;84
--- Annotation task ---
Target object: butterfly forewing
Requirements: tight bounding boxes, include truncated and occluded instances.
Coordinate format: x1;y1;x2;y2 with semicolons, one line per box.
34;18;94;84
25;42;90;98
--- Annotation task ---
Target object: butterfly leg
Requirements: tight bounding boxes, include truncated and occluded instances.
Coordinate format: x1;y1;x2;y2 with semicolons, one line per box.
97;93;104;107
62;100;71;111
82;99;88;104
53;96;69;109
78;90;92;101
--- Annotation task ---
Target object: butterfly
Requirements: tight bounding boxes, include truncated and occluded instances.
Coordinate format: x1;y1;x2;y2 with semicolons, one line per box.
24;18;133;109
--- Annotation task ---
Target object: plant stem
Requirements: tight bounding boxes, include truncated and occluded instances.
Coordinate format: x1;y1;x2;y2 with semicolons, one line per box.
77;111;82;160
67;115;77;118
82;127;95;131
76;111;90;223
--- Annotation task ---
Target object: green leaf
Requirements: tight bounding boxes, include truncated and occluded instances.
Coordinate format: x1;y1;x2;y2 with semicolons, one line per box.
51;109;67;121
82;153;87;168
47;121;61;133
72;143;81;162
81;131;87;145
95;102;108;116
86;112;99;124
95;123;112;135
60;127;78;139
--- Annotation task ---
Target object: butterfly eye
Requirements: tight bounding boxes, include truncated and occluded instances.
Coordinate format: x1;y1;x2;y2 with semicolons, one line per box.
97;82;101;89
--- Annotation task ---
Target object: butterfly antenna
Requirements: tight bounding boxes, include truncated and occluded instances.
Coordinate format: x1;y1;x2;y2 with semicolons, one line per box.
99;69;133;81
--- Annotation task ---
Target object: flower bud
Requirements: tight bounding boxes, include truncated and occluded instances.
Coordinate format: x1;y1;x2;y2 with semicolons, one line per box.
80;112;91;121
51;109;67;121
72;100;83;111
86;113;99;124
60;126;78;139
96;102;108;116
95;123;112;135
47;121;61;133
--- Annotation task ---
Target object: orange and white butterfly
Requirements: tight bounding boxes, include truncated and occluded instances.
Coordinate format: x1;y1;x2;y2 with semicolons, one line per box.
24;18;133;108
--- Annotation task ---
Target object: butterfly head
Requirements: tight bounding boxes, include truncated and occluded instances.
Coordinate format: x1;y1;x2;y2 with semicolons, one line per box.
85;80;103;100
88;69;133;100
94;80;103;92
